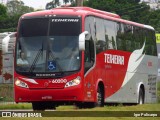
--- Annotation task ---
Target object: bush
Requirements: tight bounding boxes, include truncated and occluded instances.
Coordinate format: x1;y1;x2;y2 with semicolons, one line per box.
0;28;16;32
0;84;14;102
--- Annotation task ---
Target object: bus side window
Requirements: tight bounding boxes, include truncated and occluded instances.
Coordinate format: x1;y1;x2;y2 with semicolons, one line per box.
85;41;90;62
84;16;95;73
84;40;94;73
96;40;106;54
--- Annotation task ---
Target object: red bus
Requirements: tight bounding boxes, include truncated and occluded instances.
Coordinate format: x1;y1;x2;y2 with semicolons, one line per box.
2;7;158;110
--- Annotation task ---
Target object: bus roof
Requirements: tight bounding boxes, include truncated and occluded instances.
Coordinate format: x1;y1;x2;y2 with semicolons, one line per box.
23;7;120;18
22;7;154;31
53;7;121;18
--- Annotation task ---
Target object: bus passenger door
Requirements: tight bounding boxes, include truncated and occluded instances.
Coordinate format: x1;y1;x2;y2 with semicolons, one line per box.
84;40;95;101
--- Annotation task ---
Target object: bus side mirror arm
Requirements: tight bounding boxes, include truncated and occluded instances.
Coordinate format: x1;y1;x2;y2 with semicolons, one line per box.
79;31;89;51
2;32;16;54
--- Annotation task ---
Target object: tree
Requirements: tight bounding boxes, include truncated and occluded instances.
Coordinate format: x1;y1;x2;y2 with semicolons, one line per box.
69;0;83;6
0;4;9;32
83;0;160;32
63;0;69;4
63;0;77;5
83;0;150;21
45;0;84;9
6;0;34;16
0;4;7;17
46;0;60;9
76;0;83;6
0;1;34;32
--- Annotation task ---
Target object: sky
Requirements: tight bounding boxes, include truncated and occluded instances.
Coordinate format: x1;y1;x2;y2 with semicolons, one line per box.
0;0;64;9
21;0;63;9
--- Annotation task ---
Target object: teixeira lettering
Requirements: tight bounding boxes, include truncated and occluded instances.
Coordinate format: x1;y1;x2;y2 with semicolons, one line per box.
104;53;124;65
52;19;79;22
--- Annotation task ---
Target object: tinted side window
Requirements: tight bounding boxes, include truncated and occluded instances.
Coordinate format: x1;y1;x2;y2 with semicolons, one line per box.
104;20;117;50
145;30;157;56
84;16;95;73
117;23;126;51
85;16;96;41
95;18;106;54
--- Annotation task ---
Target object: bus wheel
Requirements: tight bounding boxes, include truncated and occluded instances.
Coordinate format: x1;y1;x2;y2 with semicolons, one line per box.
32;102;45;111
75;102;85;109
75;102;95;109
96;86;104;107
138;88;144;105
32;102;56;111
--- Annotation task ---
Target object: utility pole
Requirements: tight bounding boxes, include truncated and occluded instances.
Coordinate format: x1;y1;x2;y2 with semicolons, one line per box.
77;0;83;6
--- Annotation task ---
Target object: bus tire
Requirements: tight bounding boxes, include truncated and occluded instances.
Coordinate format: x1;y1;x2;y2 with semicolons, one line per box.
32;102;56;111
75;102;84;109
96;86;104;107
32;102;45;111
138;88;144;105
75;102;95;109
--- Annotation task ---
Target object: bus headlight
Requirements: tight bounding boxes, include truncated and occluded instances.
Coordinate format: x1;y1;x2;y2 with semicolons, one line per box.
15;79;29;88
65;76;81;88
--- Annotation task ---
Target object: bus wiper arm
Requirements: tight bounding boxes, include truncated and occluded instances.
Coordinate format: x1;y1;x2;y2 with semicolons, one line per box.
29;49;43;72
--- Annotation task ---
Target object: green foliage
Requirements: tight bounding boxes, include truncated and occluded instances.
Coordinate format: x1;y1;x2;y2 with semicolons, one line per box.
46;0;60;9
0;103;32;110
83;0;141;13
0;14;20;32
1;0;160;33
0;4;7;17
63;0;70;4
45;0;76;9
83;0;160;33
6;0;34;16
0;0;34;32
0;84;14;102
0;28;16;33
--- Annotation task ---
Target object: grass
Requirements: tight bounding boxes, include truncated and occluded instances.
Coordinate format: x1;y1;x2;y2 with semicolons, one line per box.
0;104;160;120
2;117;160;120
0;82;159;120
1;118;160;120
0;103;32;110
0;84;14;102
55;104;160;111
0;103;159;111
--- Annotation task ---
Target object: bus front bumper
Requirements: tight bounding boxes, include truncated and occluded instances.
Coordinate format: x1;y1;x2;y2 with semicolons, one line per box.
14;86;84;103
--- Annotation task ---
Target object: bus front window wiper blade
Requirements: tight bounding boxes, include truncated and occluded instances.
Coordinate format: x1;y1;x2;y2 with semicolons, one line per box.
29;49;43;72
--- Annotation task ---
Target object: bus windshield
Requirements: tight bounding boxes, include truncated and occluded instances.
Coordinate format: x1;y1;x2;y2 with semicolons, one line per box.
16;16;81;77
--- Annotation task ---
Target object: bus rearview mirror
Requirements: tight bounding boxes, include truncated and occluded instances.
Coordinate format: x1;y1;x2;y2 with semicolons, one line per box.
79;31;88;51
2;32;16;54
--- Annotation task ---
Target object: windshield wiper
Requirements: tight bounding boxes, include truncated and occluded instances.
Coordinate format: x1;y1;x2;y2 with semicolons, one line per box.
29;49;64;73
29;49;43;72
